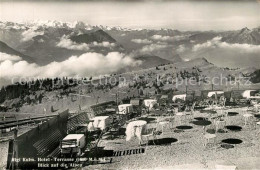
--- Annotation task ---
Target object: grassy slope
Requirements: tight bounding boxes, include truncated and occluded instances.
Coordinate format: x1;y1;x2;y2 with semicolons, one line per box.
15;58;260;114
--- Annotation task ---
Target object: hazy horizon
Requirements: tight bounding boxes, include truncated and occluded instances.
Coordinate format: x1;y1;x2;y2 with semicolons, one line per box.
0;1;259;31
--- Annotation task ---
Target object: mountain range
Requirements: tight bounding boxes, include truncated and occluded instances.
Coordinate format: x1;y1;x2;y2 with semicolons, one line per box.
221;27;260;45
0;21;260;83
70;30;117;44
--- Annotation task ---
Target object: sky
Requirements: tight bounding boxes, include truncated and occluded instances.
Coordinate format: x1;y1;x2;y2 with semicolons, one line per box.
0;0;259;31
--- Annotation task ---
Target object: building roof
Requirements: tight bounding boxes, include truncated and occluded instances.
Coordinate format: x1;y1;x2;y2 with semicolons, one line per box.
63;134;84;140
118;104;133;107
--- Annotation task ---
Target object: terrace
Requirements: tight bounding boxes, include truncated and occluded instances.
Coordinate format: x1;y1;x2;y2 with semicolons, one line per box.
82;90;260;169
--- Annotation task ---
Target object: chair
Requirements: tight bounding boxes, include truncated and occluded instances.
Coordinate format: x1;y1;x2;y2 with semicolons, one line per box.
167;117;175;130
190;102;196;115
185;103;196;121
243;113;253;126
204;133;216;148
255;121;260;136
215;119;226;132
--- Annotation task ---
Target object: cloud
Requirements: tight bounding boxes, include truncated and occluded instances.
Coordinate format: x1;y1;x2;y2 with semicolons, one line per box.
56;35;116;51
192;37;221;51
21;28;44;42
91;41;116;48
56;35;90;51
218;42;260;53
150;34;189;42
176;45;186;53
0;52;142;82
0;52;22;62
131;39;152;44
151;35;174;41
192;36;260;53
140;44;169;53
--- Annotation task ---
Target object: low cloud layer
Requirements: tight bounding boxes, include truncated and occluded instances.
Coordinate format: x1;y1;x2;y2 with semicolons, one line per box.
193;37;260;53
150;34;189;43
140;44;169;53
21;28;44;42
151;35;174;41
0;52;142;83
56;35;90;51
131;39;152;44
0;52;22;62
56;35;116;51
92;41;116;48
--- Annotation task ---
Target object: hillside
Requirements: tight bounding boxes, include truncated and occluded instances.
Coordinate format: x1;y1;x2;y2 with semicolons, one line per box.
135;55;172;68
0;41;35;63
0;56;259;114
117;55;172;73
249;69;260;83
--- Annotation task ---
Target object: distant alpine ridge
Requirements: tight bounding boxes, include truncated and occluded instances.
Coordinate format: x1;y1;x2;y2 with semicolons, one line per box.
0;21;259;69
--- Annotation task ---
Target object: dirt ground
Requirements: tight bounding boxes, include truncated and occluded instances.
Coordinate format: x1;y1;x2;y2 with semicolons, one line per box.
86;107;260;169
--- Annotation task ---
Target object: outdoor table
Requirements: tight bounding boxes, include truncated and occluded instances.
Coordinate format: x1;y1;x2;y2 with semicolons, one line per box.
243;113;253;125
125;120;147;143
88;116;110;131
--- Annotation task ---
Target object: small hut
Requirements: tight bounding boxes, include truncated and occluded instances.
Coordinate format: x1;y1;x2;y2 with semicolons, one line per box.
118;104;133;115
172;94;186;102
201;90;224;100
143;99;157;109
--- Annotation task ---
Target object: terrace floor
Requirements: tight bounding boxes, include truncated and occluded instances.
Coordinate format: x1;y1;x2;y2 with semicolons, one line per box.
86;107;260;169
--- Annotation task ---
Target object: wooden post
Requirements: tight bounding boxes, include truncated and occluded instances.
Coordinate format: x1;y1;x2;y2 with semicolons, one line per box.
12;128;18;170
116;93;118;105
185;85;188;105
